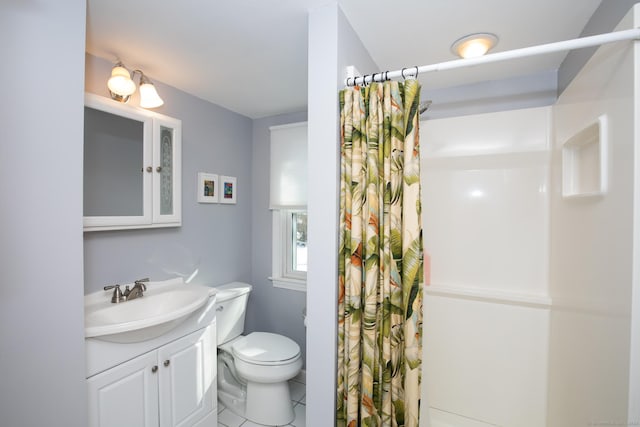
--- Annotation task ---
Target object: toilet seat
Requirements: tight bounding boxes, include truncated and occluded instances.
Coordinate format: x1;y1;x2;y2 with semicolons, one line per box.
232;332;300;365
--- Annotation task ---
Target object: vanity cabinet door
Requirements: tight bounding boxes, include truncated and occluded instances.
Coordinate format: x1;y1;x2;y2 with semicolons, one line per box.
158;325;216;427
87;351;159;427
87;324;216;427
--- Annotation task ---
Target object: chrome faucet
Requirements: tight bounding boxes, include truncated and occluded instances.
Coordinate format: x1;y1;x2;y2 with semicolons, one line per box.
104;284;125;303
127;277;149;301
126;277;149;300
104;278;149;303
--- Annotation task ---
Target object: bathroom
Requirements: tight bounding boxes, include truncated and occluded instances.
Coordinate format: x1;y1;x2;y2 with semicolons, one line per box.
3;1;640;427
80;56;309;426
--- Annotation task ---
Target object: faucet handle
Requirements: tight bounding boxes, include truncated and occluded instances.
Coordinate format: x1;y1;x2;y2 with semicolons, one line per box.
134;277;149;290
104;284;125;303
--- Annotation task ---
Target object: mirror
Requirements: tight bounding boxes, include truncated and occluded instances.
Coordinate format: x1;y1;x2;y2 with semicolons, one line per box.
83;107;145;217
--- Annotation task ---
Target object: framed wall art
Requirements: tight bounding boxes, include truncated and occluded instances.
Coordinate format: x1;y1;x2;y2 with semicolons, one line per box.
220;175;237;204
197;173;219;203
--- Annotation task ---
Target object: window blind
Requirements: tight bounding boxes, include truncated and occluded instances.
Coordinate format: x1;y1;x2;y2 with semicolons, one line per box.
269;122;307;209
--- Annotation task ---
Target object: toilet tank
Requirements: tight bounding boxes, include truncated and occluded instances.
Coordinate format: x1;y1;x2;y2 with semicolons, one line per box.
214;282;252;345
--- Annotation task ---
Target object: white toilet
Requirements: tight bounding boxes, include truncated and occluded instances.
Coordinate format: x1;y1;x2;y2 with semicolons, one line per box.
214;282;302;426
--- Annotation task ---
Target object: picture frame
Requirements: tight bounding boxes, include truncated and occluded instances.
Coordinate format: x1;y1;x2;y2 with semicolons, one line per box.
220;175;237;204
197;173;219;203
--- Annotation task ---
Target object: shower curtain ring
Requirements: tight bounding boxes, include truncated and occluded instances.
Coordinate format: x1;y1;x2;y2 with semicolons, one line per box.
401;67;408;79
413;66;419;78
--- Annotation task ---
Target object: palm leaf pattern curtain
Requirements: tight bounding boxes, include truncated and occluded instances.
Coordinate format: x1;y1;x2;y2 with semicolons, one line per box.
337;79;424;427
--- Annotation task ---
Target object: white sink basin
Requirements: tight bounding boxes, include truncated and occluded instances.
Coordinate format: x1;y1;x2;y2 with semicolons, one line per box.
85;279;212;343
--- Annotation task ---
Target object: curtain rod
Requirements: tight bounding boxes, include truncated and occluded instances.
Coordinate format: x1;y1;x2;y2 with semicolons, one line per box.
345;28;640;87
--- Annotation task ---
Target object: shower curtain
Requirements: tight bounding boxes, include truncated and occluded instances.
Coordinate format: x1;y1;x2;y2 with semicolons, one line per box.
337;79;424;427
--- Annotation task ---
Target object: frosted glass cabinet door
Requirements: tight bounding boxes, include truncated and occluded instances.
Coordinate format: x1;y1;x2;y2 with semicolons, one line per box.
153;116;182;225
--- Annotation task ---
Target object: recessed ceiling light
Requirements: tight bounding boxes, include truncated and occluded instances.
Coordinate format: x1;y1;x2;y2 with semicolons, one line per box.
451;33;498;59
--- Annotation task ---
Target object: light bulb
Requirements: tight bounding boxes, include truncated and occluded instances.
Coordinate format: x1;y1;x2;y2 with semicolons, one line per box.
107;65;136;97
139;81;164;108
458;39;491;58
451;33;498;59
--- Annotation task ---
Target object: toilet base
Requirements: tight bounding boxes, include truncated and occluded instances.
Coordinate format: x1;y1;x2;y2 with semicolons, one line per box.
217;381;295;426
217;354;298;426
245;380;295;426
217;387;247;422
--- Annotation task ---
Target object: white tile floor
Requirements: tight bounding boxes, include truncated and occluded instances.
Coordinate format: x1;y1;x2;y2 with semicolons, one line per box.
217;376;306;427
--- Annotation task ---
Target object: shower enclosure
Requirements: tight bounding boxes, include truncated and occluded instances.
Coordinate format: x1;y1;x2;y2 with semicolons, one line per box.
420;5;640;426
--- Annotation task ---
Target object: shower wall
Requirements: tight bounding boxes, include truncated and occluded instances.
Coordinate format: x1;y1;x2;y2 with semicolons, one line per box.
420;5;640;426
547;6;639;426
419;106;552;427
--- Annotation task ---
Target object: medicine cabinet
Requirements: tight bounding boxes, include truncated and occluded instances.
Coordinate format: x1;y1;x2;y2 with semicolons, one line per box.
83;93;181;231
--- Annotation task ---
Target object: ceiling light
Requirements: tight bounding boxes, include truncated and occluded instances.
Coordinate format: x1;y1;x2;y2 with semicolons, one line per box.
451;33;498;59
106;61;164;109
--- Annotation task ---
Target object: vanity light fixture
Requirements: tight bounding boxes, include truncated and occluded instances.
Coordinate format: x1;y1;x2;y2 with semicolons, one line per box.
451;33;498;59
107;61;164;108
138;73;164;108
107;62;136;102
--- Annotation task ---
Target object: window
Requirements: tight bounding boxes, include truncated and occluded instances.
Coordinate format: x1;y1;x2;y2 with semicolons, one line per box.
271;210;307;290
269;122;307;291
292;211;307;273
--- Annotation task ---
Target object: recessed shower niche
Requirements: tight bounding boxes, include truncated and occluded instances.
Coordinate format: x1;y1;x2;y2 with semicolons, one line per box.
561;114;608;198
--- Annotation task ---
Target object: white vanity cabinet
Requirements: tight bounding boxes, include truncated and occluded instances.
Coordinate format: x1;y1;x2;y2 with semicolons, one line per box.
83;93;182;231
87;325;216;427
88;350;159;427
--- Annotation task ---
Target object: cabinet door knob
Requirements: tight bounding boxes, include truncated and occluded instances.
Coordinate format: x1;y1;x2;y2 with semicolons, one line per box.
146;166;153;173
156;166;162;172
151;365;158;373
163;360;170;367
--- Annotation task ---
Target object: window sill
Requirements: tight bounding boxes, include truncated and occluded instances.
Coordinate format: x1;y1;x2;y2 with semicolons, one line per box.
269;276;307;292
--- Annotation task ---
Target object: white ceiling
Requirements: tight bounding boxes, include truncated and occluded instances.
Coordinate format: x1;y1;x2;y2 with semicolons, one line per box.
86;0;602;119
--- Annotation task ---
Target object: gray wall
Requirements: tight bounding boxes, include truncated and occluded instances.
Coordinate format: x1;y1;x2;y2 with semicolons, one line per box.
83;54;253;292
0;2;88;426
558;0;640;94
424;70;557;120
248;112;308;367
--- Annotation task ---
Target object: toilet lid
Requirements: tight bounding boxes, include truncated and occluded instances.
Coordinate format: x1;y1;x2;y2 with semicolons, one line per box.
232;332;300;364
